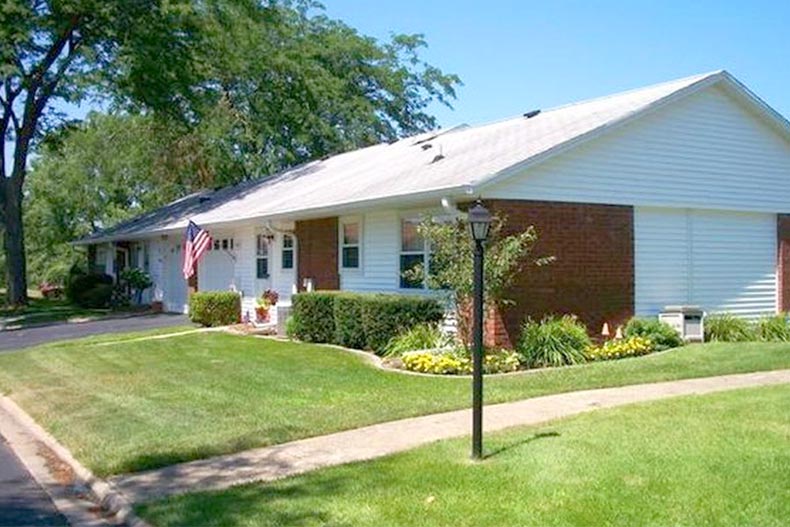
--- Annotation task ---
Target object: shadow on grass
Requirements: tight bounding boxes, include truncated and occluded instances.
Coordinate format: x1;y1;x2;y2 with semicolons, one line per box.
139;474;354;527
484;431;560;459
116;426;304;475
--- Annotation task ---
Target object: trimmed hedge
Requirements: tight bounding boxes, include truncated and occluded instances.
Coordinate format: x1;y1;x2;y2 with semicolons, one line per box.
189;291;241;327
290;292;445;354
360;295;445;352
333;294;366;349
290;292;336;343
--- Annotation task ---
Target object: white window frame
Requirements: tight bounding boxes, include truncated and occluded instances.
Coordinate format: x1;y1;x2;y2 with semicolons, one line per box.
281;234;295;270
339;217;362;271
399;216;429;290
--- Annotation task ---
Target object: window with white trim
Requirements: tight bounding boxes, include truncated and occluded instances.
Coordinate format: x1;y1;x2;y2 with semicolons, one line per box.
256;235;269;278
400;218;427;289
282;234;294;269
341;220;360;269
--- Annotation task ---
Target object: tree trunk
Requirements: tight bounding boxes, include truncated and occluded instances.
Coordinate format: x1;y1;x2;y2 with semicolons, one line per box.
3;178;27;305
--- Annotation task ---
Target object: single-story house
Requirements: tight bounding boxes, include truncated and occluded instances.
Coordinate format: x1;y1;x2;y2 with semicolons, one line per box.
76;70;790;345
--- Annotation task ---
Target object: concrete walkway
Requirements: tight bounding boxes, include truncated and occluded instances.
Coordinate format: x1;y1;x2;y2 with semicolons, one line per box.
110;369;790;503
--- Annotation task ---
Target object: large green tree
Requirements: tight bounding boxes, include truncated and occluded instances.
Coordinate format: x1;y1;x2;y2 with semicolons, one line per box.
17;0;460;297
1;0;203;305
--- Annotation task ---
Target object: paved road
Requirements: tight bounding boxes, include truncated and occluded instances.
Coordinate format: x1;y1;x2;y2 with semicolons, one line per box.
0;436;66;527
0;314;191;352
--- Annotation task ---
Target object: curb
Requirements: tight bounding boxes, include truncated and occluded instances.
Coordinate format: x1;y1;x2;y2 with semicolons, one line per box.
0;396;151;527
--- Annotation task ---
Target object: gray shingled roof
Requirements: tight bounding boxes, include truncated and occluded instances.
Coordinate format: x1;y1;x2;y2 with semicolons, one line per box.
79;70;788;244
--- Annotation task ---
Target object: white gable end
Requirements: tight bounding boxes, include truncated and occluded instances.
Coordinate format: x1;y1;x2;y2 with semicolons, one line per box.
483;84;790;213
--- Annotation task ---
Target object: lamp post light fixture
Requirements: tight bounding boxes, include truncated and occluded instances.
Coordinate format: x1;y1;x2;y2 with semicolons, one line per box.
467;200;492;460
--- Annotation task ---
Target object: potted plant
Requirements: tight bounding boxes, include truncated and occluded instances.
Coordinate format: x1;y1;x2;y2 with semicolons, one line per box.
255;289;279;323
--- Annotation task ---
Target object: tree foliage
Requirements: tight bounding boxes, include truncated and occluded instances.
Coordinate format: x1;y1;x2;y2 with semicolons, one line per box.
1;0;204;304
408;214;552;346
3;0;461;302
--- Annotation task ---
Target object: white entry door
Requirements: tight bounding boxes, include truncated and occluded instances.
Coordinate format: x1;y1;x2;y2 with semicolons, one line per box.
165;242;188;313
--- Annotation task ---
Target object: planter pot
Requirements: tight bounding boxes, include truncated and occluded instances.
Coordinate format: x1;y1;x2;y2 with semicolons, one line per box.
255;306;270;323
151;301;164;313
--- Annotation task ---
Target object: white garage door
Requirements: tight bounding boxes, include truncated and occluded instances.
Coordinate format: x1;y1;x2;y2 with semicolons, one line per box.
635;207;777;318
198;249;236;292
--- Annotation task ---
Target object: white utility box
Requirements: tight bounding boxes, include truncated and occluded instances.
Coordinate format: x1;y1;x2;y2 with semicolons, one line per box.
659;306;704;342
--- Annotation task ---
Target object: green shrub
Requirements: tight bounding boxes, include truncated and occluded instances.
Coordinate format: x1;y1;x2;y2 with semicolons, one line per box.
80;283;114;308
360;294;444;354
188;291;241;327
756;313;790;342
65;272;114;307
383;323;452;357
517;315;591;368
290;292;337;343
333;294;367;349
290;292;444;353
285;316;297;339
624;317;683;351
704;313;756;342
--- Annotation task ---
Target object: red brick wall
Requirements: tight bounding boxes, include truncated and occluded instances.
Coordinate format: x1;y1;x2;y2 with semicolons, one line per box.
296;217;339;290
484;199;635;343
779;215;790;312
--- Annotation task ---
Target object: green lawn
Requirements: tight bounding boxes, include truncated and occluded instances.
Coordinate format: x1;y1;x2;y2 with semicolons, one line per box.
0;294;112;329
137;384;790;527
0;333;788;476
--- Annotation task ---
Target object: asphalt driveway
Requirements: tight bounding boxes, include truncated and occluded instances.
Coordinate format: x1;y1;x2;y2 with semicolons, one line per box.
0;313;191;352
0;435;66;527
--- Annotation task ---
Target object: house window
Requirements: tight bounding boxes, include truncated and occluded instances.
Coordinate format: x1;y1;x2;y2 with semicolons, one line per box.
256;235;269;278
341;221;360;269
282;234;294;269
400;218;427;289
211;238;235;251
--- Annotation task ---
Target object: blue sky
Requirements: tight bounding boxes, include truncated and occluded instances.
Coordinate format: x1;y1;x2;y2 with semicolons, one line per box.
6;0;789;174
324;0;789;128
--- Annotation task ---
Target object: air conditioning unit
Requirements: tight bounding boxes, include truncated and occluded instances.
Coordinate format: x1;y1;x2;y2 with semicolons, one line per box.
658;306;704;342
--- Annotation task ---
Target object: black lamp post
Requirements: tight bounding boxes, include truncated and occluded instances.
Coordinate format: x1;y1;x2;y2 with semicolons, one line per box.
468;200;492;460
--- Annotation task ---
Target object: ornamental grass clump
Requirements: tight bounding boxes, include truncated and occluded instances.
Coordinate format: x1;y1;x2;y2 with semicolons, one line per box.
624;317;683;351
585;336;653;361
517;315;591;368
383;324;453;357
755;313;790;342
704;313;756;342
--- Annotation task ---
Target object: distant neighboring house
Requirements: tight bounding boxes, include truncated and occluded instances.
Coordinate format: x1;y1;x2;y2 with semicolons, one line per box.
76;71;790;345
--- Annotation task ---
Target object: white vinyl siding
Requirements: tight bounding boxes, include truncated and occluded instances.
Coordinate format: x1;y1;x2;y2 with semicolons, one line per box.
340;210;400;292
484;85;790;214
635;207;777;318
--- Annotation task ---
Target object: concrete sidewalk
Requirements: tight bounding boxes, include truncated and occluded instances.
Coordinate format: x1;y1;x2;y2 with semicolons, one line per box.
110;369;790;503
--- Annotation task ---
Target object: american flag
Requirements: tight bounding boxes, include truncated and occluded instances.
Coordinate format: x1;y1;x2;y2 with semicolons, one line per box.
182;220;211;280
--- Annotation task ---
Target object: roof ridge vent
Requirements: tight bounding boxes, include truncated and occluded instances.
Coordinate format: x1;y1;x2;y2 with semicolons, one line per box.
524;109;541;119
